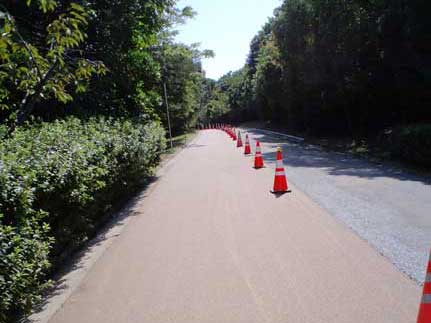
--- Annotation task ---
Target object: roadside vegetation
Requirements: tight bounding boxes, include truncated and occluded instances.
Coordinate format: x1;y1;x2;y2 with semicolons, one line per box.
0;1;213;321
1;0;430;321
203;0;431;167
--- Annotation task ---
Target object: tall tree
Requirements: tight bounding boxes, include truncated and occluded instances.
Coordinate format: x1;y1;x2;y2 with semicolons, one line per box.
0;1;105;127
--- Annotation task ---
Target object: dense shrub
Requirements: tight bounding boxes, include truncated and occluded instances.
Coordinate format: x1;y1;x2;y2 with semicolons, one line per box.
388;124;431;167
0;126;6;140
0;117;166;321
0;217;52;323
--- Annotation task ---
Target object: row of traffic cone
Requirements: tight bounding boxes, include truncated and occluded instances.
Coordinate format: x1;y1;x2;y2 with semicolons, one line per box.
215;125;428;322
221;126;291;194
199;123;228;130
232;126;431;322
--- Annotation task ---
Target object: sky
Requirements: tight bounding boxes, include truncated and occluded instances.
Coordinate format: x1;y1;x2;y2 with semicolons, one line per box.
175;0;282;80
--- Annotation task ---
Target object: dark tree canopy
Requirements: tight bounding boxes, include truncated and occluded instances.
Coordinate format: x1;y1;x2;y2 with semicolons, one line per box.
0;0;211;134
211;0;431;139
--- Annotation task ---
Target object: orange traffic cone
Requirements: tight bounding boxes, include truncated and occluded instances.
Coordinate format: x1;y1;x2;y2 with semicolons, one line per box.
244;134;251;155
418;251;431;323
271;147;291;194
232;128;237;141
237;132;243;147
254;140;264;169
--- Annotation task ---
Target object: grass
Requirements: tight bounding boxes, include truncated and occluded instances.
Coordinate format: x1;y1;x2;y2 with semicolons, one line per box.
164;131;198;154
172;133;194;146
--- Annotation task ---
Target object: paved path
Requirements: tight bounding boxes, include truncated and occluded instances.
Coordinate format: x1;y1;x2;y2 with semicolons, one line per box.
245;128;431;283
49;130;420;323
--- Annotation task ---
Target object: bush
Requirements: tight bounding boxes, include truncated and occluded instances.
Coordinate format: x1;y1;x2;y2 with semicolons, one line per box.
0;117;166;322
0;217;52;322
0;126;6;140
389;124;431;167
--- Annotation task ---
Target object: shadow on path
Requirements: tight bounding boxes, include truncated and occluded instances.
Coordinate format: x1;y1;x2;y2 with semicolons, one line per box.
26;175;161;322
245;129;431;185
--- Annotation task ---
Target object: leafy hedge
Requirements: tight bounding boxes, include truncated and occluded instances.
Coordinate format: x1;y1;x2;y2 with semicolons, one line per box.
0;117;166;322
389;124;431;167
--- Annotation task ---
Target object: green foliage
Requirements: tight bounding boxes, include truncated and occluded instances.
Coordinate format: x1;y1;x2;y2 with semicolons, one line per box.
155;42;211;134
1;0;210;134
0;1;210;321
0;117;166;321
26;0;57;13
207;69;254;123
389;125;431;166
76;0;174;118
0;125;6;139
0;217;52;322
253;34;284;121
202;88;229;122
213;0;431;139
0;1;105;125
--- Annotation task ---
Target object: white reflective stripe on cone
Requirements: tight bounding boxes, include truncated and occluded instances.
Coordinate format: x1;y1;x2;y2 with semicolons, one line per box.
422;294;431;304
276;159;283;168
275;171;285;176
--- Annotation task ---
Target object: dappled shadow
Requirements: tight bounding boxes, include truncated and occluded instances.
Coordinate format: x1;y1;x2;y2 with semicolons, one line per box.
245;129;431;185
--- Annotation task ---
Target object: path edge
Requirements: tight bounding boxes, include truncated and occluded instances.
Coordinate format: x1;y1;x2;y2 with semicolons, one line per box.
27;132;201;323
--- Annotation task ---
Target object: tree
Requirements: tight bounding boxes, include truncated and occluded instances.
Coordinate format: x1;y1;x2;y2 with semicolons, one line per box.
214;0;431;137
253;36;284;121
0;1;105;127
156;42;213;133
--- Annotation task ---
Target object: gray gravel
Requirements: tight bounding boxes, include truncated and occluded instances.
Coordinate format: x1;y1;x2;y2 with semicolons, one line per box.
246;128;431;284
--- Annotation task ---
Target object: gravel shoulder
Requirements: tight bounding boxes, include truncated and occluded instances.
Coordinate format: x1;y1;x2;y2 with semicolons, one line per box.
244;127;431;284
46;130;419;323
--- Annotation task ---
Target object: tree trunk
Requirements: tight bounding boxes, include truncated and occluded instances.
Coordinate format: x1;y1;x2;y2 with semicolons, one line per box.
14;60;59;127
